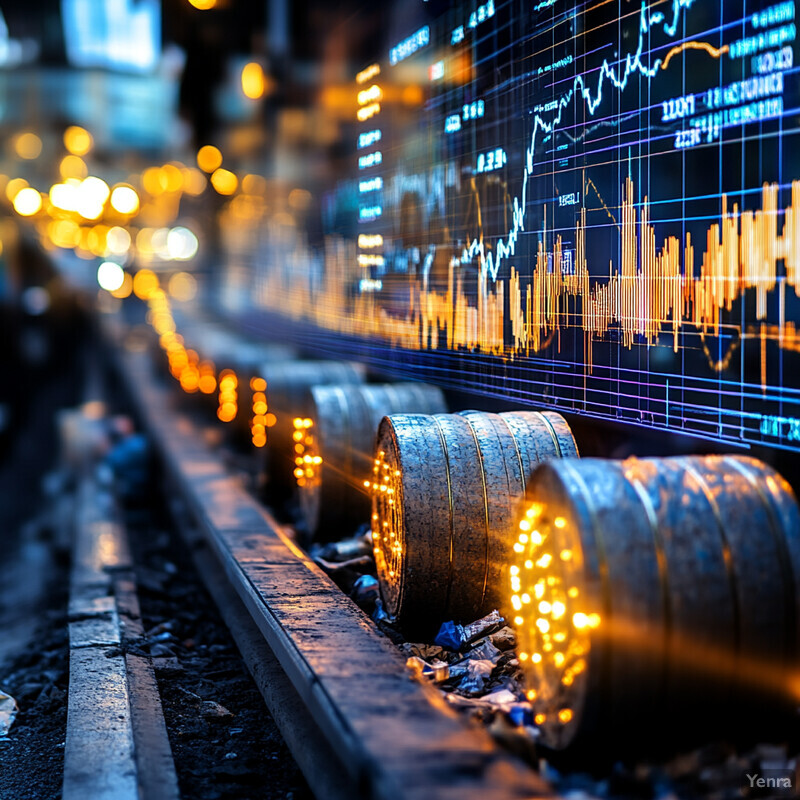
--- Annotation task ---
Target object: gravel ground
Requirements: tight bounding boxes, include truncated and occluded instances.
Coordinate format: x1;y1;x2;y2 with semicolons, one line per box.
123;498;313;800
0;604;69;800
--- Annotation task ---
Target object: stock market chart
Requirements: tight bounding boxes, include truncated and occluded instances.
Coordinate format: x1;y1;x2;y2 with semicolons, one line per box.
246;0;800;452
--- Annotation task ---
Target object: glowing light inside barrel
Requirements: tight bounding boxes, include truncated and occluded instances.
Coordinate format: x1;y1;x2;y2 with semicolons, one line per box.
250;377;275;448
292;417;320;485
510;499;599;734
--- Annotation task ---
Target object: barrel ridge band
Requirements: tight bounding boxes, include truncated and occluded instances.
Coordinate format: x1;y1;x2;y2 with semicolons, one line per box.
723;456;796;664
676;457;742;670
507;411;542;465
535;411;563;458
462;414;492;610
430;415;457;618
474;412;522;607
623;465;672;706
497;413;527;496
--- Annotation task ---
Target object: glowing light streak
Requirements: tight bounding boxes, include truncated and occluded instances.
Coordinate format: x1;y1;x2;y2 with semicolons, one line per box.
356;64;380;84
359;177;383;193
358;130;382;149
429;60;444;80
390;26;430;65
468;0;495;29
728;22;796;59
752;1;795;29
357;103;381;121
660;40;729;70
358;254;385;266
357;84;382;105
359;151;383;169
359;205;382;221
358;234;383;248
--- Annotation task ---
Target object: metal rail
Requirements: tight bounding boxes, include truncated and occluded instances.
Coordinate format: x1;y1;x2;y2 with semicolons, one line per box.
113;337;551;800
64;468;179;800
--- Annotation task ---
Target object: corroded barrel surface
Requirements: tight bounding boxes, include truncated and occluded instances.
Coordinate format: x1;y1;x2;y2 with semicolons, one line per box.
260;361;366;492
510;455;800;753
372;410;578;633
298;383;447;539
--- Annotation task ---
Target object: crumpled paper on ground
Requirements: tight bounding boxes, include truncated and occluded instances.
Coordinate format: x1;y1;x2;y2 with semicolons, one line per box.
0;691;18;739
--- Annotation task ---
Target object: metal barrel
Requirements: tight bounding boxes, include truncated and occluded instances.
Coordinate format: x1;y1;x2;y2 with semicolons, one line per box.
158;313;296;425
260;361;367;495
372;410;578;634
172;312;296;372
510;455;800;754
189;341;298;448
297;383;447;540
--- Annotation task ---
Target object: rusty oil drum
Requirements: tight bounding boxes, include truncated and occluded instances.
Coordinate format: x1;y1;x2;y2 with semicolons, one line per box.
259;361;366;496
510;455;800;754
372;410;578;634
297;383;447;539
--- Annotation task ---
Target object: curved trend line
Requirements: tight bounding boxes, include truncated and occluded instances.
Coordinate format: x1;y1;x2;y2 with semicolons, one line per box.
661;39;729;71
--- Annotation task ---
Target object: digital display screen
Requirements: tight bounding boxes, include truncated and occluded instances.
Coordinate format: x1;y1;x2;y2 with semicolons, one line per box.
247;0;800;453
61;0;160;73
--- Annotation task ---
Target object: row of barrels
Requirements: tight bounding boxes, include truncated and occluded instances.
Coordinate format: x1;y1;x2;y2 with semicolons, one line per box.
160;334;800;756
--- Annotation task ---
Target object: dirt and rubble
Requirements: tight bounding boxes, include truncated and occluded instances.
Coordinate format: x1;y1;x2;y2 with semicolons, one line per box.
123;496;312;800
314;528;800;800
0;593;69;800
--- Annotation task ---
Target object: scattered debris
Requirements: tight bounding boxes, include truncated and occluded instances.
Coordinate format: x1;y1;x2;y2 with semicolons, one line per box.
200;700;235;720
452;658;494;694
398;642;446;663
0;691;18;739
350;574;380;607
102;418;149;502
314;527;373;563
405;657;450;683
177;686;235;719
433;610;505;651
314;554;374;574
489;626;516;651
312;529;374;575
467;637;502;663
321;522;800;799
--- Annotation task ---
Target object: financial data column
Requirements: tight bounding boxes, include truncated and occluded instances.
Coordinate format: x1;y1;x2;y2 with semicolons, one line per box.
270;0;800;453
